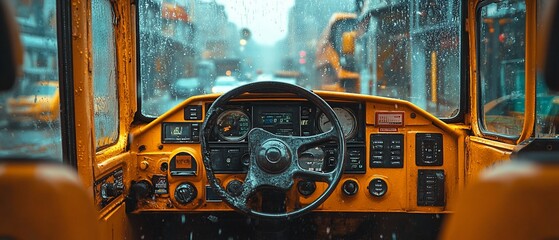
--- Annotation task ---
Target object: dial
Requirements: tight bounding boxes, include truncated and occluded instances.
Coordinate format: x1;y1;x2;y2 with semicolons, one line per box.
217;110;250;141
298;147;325;172
318;107;357;139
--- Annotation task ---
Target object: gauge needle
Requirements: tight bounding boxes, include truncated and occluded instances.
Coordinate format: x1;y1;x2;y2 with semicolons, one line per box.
224;126;231;132
323;120;330;124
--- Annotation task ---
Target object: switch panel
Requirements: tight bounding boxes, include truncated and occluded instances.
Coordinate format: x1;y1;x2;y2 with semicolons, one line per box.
323;146;365;173
370;134;404;168
416;133;443;166
184;105;202;120
94;167;124;209
209;145;250;173
417;170;445;206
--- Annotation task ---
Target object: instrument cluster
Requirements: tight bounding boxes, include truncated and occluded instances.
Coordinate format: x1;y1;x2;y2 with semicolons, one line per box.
208;102;363;143
201;101;366;174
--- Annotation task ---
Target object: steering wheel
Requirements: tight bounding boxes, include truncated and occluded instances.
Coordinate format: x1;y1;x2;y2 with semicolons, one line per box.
201;81;346;220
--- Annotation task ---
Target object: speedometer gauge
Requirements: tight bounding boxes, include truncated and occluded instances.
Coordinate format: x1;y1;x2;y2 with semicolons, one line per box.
217;110;250;141
318;107;357;139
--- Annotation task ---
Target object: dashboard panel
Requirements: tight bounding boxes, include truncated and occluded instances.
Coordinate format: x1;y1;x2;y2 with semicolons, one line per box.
129;92;464;214
196;102;366;174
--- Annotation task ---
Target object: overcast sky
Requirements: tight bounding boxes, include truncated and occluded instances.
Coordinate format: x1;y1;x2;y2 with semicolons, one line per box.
216;0;295;45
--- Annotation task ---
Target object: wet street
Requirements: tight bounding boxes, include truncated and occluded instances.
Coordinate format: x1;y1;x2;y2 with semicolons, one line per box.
0;121;63;160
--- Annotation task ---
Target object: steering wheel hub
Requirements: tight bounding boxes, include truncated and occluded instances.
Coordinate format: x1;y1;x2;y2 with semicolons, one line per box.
256;139;291;173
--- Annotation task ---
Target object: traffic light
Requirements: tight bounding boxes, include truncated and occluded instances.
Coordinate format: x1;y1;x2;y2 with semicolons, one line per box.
299;50;306;65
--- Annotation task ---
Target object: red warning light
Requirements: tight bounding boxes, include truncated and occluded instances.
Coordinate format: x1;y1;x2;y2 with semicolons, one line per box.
499;33;506;43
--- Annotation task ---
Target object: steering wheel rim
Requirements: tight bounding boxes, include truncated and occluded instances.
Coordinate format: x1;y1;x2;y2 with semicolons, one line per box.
201;81;346;220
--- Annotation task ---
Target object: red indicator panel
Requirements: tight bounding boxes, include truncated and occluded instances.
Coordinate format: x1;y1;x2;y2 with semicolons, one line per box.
375;111;405;127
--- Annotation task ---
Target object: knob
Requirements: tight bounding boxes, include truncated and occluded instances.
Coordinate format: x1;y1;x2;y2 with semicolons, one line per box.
226;180;244;196
130;180;152;200
368;178;387;197
101;182;124;200
342;180;359;196
297;180;316;196
175;182;197;204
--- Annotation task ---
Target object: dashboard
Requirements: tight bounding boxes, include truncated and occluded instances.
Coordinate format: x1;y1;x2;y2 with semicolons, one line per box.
127;92;462;214
163;102;366;174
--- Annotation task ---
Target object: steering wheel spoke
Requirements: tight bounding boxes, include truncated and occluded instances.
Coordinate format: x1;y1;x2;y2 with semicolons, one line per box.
292;129;338;153
233;177;257;207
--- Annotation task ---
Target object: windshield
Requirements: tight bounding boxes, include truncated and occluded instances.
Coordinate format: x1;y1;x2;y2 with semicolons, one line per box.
138;0;462;119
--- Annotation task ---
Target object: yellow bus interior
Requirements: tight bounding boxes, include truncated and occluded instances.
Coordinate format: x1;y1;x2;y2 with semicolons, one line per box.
1;0;559;239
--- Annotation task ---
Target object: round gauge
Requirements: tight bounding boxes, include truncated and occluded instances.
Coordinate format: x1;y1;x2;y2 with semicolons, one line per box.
217;110;250;141
318;107;357;139
298;147;325;172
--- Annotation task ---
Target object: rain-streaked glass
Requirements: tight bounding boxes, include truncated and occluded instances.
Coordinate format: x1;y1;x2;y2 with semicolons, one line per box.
0;0;62;160
479;0;526;137
139;0;463;119
92;0;119;149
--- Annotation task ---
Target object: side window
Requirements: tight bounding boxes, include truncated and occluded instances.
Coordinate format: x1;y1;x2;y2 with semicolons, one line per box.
0;0;62;160
92;0;119;149
357;0;462;118
478;0;526;138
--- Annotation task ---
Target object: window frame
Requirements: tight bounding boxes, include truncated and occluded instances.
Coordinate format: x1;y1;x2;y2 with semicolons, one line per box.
56;0;78;167
475;0;536;144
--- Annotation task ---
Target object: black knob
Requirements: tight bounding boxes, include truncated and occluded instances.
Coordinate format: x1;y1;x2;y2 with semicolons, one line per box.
131;180;152;199
101;182;124;200
368;178;387;197
226;180;244;196
342;180;359;196
297;180;316;196
175;182;197;204
160;162;168;172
